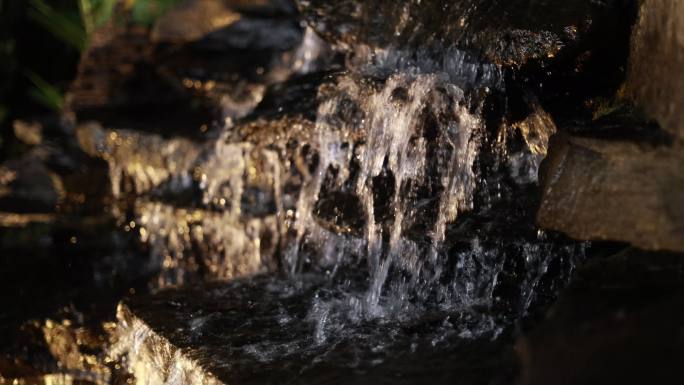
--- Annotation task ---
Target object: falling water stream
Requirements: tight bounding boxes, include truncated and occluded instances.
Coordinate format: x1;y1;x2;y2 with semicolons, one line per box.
101;38;585;384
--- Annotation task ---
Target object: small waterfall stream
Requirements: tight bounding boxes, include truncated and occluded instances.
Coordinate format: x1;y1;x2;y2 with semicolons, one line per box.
81;11;587;379
84;44;585;341
5;1;679;383
285;65;489;315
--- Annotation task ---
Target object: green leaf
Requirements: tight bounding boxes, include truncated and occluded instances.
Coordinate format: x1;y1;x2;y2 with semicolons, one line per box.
93;0;117;27
131;0;181;26
78;0;116;34
28;0;88;51
78;0;95;34
24;70;64;112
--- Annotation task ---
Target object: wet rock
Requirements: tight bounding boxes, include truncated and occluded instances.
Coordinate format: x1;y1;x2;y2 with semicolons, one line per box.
517;248;684;385
0;372;99;385
152;0;302;50
151;1;242;44
296;0;632;65
74;122;277;283
111;275;518;385
74;107;317;285
13;120;43;146
41;319;110;381
504;94;558;184
0;213;152;385
75;122;201;198
67;22;216;138
0;152;64;213
134;200;278;286
199;18;303;52
67;0;319;132
0;315;118;385
626;0;684;139
536;132;684;252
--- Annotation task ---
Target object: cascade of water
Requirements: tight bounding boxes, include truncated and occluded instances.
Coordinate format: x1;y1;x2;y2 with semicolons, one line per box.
83;40;582;339
282;47;504;324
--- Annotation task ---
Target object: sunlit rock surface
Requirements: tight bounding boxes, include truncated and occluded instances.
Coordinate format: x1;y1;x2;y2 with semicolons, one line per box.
537;132;684;252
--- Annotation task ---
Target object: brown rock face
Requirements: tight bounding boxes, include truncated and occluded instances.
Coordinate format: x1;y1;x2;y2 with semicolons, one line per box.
627;0;684;139
537;133;684;252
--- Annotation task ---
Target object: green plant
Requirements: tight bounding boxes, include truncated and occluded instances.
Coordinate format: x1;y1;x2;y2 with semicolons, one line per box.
27;0;88;51
131;0;181;26
28;0;121;51
78;0;118;35
24;70;64;112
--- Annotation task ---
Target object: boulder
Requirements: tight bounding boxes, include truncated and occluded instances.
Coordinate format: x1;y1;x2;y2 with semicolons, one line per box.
67;0;310;135
627;0;684;140
110;275;517;385
151;0;302;51
537;132;684;252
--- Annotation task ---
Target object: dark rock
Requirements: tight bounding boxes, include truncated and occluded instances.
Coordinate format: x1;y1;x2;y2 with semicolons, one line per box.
626;0;684;139
152;0;303;51
225;0;298;15
0;214;152;384
66;0;330;137
0;152;64;213
67;23;216;138
150;0;243;44
517;248;684;385
111;275;519;385
296;0;633;65
198;18;303;51
75;122;201;197
537;132;684;252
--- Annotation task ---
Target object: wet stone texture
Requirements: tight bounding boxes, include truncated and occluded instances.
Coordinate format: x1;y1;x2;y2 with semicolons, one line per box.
1;0;683;384
534;0;684;252
112;275;518;385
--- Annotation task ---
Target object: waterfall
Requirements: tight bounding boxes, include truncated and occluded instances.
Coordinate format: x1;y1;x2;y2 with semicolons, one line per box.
79;42;583;339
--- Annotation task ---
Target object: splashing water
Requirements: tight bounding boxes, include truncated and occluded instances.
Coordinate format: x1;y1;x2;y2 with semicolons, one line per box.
276;47;581;339
285;70;481;312
85;43;583;344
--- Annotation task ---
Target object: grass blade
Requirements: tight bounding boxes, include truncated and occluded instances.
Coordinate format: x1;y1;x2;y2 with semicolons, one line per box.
28;0;87;51
24;69;64;112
